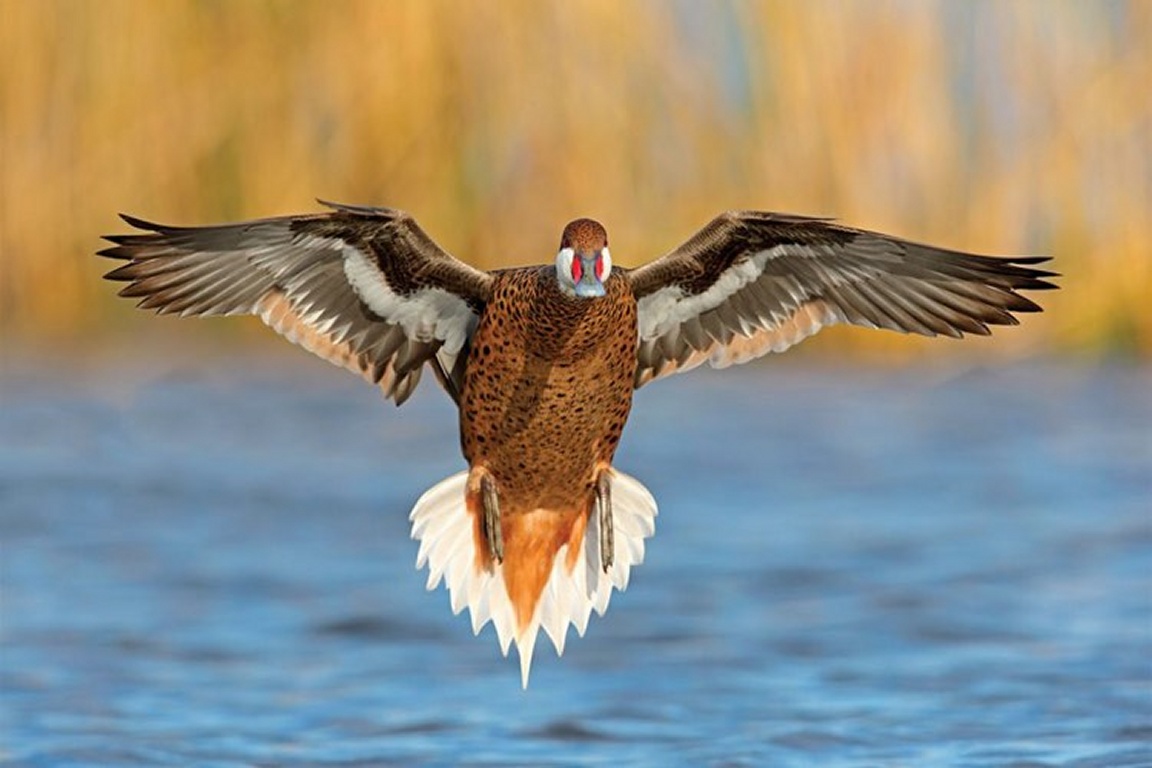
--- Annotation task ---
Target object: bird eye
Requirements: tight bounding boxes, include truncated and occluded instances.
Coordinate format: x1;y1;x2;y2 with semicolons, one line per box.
571;257;583;283
594;253;604;281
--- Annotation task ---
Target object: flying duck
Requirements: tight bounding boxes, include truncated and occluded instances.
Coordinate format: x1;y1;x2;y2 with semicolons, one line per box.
100;201;1057;685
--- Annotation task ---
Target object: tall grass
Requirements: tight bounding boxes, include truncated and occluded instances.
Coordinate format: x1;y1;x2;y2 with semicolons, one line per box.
1;1;1147;359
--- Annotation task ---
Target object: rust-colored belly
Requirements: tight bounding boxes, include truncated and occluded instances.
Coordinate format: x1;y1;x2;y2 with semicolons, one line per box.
459;268;638;514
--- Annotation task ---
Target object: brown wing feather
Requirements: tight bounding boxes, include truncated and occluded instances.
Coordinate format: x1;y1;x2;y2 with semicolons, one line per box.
99;203;492;404
629;211;1058;387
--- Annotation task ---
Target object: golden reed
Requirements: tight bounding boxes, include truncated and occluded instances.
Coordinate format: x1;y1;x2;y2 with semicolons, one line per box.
1;1;1146;357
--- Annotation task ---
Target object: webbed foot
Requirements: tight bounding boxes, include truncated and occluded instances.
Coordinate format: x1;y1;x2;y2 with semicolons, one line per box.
595;471;613;573
480;473;504;564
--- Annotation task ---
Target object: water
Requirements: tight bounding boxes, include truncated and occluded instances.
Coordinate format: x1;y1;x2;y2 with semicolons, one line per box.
2;360;1149;766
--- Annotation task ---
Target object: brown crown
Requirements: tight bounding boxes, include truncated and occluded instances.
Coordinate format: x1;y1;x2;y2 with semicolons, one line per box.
560;218;608;252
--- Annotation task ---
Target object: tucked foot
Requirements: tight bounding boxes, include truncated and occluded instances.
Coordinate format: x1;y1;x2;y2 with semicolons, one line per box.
596;470;613;572
481;473;504;564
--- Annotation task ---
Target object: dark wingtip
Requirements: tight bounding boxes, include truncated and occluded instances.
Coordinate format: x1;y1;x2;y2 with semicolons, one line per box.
100;233;153;247
96;244;132;261
98;214;155;249
1008;293;1047;313
992;255;1060;294
102;260;143;282
1011;275;1060;293
117;213;165;231
1015;257;1060;286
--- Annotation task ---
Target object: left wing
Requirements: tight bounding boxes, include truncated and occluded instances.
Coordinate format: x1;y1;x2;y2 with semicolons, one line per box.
628;211;1058;387
100;201;492;404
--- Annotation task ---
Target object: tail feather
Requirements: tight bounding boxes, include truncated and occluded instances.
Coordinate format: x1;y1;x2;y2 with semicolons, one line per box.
408;469;658;687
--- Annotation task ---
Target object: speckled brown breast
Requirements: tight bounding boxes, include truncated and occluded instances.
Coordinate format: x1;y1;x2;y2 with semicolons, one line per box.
460;267;638;515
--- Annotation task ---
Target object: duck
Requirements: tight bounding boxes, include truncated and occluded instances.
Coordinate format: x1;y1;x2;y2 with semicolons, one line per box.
100;200;1057;686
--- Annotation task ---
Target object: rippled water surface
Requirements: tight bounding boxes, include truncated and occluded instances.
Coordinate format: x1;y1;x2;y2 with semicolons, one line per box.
2;361;1149;766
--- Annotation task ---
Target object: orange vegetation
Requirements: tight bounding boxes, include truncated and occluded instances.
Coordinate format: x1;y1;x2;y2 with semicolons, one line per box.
1;1;1147;359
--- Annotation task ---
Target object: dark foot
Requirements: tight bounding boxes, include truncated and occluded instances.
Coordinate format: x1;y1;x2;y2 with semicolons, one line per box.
481;473;504;564
596;471;613;573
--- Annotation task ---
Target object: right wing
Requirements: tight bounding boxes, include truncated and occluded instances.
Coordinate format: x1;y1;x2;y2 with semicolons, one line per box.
100;201;493;404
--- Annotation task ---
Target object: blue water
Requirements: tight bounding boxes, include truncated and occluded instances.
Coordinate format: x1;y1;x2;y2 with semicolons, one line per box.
2;360;1149;766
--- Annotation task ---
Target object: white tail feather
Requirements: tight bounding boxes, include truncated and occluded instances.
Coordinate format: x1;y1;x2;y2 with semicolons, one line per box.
408;469;658;687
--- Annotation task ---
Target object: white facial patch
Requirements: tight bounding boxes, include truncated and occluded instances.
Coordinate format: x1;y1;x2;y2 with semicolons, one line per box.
599;247;613;282
555;247;577;296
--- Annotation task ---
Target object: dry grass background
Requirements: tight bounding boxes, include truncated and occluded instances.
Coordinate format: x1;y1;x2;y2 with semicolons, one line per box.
1;0;1148;363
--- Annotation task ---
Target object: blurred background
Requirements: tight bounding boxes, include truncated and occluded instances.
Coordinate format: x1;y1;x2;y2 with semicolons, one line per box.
1;0;1148;362
3;3;1151;765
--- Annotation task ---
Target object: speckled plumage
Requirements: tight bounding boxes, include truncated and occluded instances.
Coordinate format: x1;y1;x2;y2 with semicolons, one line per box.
460;268;637;628
462;267;636;510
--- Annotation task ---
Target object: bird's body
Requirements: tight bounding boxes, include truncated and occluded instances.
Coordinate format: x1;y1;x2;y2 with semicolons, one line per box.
461;267;637;514
100;202;1056;685
456;267;640;672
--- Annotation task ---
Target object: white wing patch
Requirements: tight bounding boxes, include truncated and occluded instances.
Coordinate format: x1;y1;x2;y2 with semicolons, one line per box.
629;211;1054;387
637;247;783;340
637;244;877;343
343;248;477;355
633;244;870;386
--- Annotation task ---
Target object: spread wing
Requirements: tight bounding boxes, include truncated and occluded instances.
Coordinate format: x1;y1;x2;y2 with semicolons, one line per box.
100;201;493;404
628;211;1058;387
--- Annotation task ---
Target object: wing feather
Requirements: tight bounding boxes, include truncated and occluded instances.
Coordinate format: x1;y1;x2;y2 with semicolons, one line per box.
100;202;492;404
629;211;1057;386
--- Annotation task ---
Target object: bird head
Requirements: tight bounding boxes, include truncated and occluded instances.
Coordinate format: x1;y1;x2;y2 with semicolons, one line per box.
555;218;611;298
